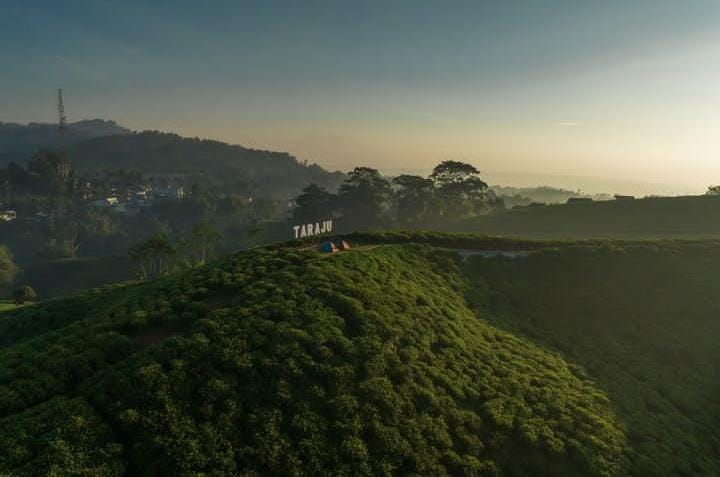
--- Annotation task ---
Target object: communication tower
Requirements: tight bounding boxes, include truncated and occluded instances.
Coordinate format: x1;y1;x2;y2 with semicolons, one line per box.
57;88;67;147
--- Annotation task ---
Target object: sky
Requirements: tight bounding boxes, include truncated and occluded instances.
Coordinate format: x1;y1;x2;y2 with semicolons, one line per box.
3;0;720;194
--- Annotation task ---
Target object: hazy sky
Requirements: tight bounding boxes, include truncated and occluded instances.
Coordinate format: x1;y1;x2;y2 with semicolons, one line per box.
3;0;720;193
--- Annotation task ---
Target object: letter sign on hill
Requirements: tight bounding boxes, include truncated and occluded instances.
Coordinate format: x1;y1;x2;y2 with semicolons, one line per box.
293;220;333;239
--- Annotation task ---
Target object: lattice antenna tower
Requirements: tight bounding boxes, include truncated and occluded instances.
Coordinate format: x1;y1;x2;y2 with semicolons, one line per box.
57;88;67;147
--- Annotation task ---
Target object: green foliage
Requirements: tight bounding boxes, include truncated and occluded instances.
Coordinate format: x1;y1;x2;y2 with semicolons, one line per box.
128;234;177;279
337;167;393;229
392;175;436;224
0;397;124;476
431;160;491;218
12;286;36;305
463;243;720;476
295;160;498;231
293;184;337;223
0;126;348;300
0;244;626;476
0;245;17;293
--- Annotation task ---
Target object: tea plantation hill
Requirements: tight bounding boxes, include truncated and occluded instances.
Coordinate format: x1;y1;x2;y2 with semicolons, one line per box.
461;240;720;476
0;239;627;476
3;232;720;476
445;194;720;239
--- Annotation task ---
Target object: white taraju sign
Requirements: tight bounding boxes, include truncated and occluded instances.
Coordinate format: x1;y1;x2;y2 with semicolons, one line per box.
293;220;333;239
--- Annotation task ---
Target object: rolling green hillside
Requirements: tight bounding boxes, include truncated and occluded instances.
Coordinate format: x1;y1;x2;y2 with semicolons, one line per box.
463;242;720;476
447;195;720;239
0;244;626;476
2;235;720;476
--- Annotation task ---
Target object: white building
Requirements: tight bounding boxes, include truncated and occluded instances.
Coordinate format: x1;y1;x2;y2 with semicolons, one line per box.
0;210;17;221
89;197;120;208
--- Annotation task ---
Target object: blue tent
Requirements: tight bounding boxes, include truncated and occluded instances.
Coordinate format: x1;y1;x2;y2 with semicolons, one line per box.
318;241;338;253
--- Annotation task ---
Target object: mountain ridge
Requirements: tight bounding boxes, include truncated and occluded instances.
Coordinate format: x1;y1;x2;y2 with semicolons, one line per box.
0;119;130;165
0;120;345;196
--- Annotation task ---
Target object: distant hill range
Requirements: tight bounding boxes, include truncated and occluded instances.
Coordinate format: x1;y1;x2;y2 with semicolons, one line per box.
491;185;612;207
0;119;130;164
445;194;720;239
0;120;345;196
68;131;345;196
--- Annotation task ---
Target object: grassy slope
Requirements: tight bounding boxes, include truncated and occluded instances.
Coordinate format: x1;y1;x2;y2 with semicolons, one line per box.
446;195;720;239
463;243;720;476
0;245;626;476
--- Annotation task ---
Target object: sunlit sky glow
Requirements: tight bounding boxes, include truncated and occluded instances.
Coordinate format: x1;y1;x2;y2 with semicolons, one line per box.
3;0;720;194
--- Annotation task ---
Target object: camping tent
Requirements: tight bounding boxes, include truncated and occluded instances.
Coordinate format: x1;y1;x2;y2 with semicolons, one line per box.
318;241;338;253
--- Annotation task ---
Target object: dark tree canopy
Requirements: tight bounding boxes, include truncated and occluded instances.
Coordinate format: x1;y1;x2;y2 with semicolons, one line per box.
430;160;480;186
289;161;496;230
292;184;337;223
128;234;176;279
27;150;72;178
12;285;36;305
338;167;392;229
0;246;17;293
392;174;436;224
431;161;489;218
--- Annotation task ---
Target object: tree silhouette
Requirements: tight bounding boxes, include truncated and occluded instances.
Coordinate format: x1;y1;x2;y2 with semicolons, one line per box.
338;167;392;229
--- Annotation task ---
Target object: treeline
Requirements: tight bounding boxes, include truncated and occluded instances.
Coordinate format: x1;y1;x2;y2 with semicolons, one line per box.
292;160;504;231
0;127;349;298
0;159;289;297
127;221;229;279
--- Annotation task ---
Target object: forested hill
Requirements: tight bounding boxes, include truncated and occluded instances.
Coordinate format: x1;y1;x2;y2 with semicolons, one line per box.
0;120;130;164
0;122;345;196
68;131;345;195
0;243;626;476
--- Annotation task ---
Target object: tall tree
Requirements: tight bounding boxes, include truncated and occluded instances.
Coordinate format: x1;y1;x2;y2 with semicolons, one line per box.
27;150;73;194
128;234;176;279
430;160;489;218
61;223;81;259
0;245;18;294
338;167;392;229
13;285;36;305
187;221;220;265
249;197;278;222
392;175;436;224
293;184;336;223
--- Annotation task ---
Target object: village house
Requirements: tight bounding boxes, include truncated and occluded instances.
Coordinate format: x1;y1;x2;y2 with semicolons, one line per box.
89;196;120;208
0;209;17;221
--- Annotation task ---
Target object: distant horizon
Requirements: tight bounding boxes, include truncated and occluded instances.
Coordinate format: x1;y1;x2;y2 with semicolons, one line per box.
3;115;706;197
